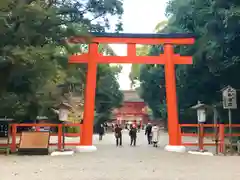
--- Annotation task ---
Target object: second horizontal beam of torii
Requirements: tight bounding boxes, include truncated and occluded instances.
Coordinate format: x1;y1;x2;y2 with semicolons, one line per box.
69;44;192;65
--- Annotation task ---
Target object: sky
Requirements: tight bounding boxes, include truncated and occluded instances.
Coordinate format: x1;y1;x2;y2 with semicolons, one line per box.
110;0;168;90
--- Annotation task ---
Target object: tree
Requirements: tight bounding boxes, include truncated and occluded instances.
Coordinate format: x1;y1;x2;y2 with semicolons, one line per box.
95;64;123;125
154;20;168;32
0;0;124;121
129;45;151;88
138;0;240;124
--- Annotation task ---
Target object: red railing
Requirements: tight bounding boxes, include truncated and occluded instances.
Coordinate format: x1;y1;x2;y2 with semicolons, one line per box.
0;123;82;153
179;124;240;153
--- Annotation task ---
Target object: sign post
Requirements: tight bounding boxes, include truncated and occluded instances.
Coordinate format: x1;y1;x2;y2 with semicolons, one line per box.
191;101;207;152
57;102;72;150
213;105;219;154
222;86;237;154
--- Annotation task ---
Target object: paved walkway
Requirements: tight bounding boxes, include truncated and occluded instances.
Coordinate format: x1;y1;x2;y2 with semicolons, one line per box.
1;131;240;180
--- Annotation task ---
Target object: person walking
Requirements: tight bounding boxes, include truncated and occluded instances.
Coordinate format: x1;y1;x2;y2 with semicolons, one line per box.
137;123;141;132
98;124;105;141
129;124;137;146
125;123;129;130
114;124;122;146
152;124;160;147
145;123;153;144
103;122;108;132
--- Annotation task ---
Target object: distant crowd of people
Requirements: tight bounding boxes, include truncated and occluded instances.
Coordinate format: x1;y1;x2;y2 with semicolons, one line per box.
97;123;160;147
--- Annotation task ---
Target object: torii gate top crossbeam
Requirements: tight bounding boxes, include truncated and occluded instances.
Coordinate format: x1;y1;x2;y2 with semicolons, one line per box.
68;32;195;45
69;32;195;65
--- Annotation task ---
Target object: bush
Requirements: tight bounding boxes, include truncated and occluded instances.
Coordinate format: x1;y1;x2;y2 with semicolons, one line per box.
64;126;80;133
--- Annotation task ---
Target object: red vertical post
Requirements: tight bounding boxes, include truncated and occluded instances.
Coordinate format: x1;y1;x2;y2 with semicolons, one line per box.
36;125;40;132
81;43;98;146
58;124;62;151
199;124;204;151
127;43;136;57
219;124;225;153
164;44;180;146
178;125;182;144
79;124;83;145
11;124;17;153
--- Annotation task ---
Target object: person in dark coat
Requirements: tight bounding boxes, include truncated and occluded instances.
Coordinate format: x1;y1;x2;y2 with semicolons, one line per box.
137;124;141;132
103;122;108;132
129;124;137;146
98;124;105;141
112;123;115;132
145;123;153;144
114;124;122;146
125;123;129;130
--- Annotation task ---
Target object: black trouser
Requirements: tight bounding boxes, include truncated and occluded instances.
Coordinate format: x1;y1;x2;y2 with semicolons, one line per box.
130;136;136;146
153;141;158;147
99;134;103;141
147;135;152;144
116;135;122;146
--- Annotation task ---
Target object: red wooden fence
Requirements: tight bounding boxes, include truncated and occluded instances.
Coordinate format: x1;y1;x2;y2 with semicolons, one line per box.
2;123;240;154
179;124;240;153
0;123;82;153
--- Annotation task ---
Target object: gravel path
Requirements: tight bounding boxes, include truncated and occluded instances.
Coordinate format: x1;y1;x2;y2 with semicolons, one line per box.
1;130;240;180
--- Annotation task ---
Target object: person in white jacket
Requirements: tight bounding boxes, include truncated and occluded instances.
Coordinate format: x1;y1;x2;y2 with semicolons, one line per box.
152;124;160;147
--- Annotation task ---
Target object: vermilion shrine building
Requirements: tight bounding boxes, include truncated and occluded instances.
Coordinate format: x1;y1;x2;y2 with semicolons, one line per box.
112;90;149;125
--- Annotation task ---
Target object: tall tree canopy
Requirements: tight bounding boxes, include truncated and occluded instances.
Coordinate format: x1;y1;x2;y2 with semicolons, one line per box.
0;0;124;122
135;0;240;123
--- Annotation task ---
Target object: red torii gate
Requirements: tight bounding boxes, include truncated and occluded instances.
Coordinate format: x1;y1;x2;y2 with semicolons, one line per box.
68;33;195;152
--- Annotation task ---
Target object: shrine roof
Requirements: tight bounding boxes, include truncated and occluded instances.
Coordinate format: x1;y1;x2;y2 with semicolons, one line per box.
122;90;144;103
91;32;195;39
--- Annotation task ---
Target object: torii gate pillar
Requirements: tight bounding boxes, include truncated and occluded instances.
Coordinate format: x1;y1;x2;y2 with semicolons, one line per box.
68;33;195;153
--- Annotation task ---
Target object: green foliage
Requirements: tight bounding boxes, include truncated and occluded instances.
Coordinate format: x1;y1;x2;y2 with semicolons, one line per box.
138;0;240;123
95;64;123;125
129;45;151;87
65;126;80;134
0;0;124;122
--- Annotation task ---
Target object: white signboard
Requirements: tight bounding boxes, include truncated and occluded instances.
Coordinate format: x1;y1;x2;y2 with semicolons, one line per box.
59;109;69;122
197;109;206;123
222;86;237;109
